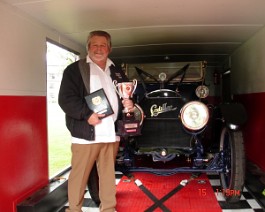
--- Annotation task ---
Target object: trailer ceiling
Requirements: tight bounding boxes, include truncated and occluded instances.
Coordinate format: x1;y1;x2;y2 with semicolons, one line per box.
3;0;265;67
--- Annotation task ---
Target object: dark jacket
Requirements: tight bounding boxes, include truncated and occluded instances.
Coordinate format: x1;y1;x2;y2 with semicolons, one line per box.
58;59;129;141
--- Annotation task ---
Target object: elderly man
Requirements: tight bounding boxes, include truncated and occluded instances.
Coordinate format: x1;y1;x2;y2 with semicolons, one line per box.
59;30;133;212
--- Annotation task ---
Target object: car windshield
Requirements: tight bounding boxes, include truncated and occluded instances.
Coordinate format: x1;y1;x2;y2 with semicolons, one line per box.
126;61;205;83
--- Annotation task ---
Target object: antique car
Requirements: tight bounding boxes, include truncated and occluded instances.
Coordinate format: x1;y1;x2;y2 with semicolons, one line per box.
88;61;247;204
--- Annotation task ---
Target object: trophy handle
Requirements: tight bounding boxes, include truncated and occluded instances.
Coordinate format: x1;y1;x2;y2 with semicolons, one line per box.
132;79;137;95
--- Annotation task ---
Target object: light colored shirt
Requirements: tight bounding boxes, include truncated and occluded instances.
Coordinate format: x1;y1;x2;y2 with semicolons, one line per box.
72;56;120;144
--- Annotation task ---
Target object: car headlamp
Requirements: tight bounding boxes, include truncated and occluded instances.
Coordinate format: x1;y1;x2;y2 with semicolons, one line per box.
195;85;209;98
180;101;209;131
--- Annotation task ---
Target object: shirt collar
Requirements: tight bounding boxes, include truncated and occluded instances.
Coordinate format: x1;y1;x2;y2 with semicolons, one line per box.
86;56;115;69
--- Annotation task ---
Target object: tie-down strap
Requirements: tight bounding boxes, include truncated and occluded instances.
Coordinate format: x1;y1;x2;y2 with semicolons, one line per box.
133;173;200;212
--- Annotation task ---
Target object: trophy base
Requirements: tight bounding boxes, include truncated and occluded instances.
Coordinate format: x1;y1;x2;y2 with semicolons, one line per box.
117;119;141;137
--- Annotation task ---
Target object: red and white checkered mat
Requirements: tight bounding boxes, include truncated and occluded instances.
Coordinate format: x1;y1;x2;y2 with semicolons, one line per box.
116;172;222;212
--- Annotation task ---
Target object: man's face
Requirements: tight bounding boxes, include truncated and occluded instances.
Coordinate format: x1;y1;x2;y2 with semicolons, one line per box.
88;36;110;63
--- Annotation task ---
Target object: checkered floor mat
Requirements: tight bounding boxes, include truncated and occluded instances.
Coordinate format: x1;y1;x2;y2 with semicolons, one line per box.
208;174;264;212
60;172;264;212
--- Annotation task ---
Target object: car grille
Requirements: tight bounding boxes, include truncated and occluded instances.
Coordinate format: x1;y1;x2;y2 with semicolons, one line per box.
136;119;192;148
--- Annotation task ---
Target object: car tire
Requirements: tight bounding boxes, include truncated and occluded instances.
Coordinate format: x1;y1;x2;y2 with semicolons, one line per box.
87;163;100;206
219;127;245;202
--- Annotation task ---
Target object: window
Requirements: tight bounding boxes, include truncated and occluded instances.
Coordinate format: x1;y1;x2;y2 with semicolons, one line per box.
46;41;79;178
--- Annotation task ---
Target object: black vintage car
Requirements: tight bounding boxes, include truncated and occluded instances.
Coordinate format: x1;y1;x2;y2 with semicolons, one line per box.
88;61;247;204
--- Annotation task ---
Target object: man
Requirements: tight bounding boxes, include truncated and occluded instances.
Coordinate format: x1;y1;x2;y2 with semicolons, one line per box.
58;30;133;212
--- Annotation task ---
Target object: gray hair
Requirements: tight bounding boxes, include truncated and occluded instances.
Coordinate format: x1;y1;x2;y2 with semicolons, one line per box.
86;30;112;52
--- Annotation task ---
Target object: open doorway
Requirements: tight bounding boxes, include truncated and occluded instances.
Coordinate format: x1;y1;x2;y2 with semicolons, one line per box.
46;41;79;178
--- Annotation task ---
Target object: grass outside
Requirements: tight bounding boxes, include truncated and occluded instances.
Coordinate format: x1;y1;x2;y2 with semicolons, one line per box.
46;42;80;178
48;102;71;178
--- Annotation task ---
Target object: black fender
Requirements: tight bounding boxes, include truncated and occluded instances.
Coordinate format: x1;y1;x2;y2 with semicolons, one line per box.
219;102;247;130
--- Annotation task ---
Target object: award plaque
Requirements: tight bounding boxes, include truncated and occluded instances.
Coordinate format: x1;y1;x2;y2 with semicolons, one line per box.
85;88;114;118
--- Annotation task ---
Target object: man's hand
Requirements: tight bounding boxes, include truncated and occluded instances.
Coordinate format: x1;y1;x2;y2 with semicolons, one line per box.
122;99;134;112
87;113;106;126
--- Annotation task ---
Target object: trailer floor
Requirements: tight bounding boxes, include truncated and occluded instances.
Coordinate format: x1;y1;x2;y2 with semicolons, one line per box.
61;171;263;212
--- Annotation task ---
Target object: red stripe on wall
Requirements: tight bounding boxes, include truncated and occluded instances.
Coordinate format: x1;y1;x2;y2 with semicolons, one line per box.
235;92;265;172
0;96;48;212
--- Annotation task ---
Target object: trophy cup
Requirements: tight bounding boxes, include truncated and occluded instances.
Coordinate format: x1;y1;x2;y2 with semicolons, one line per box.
113;79;141;136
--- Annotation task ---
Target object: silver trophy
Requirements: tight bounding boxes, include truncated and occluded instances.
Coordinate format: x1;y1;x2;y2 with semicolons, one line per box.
113;79;141;136
113;79;137;113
